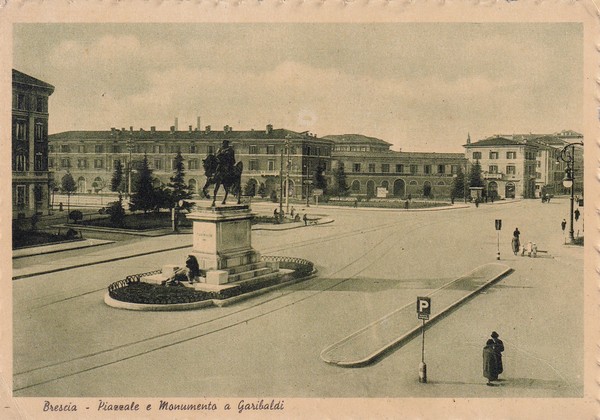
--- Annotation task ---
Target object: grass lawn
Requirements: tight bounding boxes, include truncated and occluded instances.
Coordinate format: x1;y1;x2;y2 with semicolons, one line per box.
12;229;83;249
83;212;193;230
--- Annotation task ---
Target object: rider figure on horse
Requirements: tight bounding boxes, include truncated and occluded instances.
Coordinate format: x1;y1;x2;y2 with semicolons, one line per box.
216;140;235;176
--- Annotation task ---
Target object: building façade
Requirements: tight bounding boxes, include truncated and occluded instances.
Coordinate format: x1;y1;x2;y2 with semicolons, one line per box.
12;69;55;222
48;125;469;201
48;124;333;200
464;131;583;200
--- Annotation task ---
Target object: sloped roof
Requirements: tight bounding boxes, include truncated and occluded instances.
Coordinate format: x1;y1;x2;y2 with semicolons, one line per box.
13;69;55;93
466;136;527;147
322;134;392;147
49;127;333;143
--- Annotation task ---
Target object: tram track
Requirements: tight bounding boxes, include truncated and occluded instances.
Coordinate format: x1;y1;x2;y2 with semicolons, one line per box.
14;215;440;393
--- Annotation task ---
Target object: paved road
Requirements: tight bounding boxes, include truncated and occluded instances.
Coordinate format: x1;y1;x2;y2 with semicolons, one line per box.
12;198;585;398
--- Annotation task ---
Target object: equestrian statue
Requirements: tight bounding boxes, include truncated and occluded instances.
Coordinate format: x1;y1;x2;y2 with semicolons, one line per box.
201;139;243;206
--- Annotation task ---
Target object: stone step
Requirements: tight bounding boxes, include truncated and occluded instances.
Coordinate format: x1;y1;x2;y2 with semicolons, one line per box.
225;261;268;275
234;271;282;288
228;267;275;283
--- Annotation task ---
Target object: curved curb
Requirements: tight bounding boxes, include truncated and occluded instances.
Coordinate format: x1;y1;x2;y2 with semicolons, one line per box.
253;218;334;231
103;270;317;311
104;293;214;311
320;263;513;367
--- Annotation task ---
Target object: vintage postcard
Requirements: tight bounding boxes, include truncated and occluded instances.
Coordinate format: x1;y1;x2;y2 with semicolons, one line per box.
1;1;598;418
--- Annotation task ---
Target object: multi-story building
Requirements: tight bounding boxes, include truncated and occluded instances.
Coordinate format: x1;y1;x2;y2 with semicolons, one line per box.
48;124;333;199
49;126;470;201
325;134;467;198
12;69;55;222
464;130;583;199
464;136;539;199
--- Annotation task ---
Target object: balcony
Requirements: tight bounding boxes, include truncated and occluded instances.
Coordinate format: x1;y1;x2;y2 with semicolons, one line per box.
484;172;504;180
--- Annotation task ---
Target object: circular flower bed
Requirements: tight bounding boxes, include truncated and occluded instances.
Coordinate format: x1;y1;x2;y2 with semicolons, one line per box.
107;257;314;306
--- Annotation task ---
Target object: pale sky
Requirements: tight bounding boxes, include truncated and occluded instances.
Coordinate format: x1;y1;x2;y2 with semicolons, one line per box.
13;23;582;153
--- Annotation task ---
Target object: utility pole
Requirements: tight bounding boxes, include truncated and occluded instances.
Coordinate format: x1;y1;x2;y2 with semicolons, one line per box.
285;134;291;214
279;143;284;220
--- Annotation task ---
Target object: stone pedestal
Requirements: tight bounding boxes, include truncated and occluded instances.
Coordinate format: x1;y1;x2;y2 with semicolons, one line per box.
187;204;261;283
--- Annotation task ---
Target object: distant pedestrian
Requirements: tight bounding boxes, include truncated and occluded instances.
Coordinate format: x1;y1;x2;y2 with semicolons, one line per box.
531;242;538;258
451;196;455;205
354;199;358;208
561;219;567;232
483;339;499;386
574;208;580;222
511;235;520;256
513;228;520;240
405;200;409;210
303;213;308;226
290;206;296;217
491;331;504;377
408;193;412;202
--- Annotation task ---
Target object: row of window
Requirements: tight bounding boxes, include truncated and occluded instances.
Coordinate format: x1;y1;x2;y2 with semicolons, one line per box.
50;143;331;157
332;146;389;152
13;93;48;113
351;163;460;174
13;154;46;172
473;151;518;160
487;165;516;175
13;120;47;142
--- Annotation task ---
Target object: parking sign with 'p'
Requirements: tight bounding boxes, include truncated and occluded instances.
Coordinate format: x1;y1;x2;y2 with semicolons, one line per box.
417;297;431;320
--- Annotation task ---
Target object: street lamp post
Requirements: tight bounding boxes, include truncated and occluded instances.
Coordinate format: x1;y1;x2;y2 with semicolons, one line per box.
557;141;583;244
279;143;284;221
285;134;291;214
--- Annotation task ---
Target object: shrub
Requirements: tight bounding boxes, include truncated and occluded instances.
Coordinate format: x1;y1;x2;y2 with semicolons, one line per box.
68;210;83;224
106;198;126;228
270;190;278;203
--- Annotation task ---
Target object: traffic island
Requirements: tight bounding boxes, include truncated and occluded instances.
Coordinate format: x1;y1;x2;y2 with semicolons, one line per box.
320;263;513;367
104;256;315;311
104;201;315;311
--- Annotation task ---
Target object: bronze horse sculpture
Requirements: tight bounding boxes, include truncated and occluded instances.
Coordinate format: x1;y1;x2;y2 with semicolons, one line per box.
201;154;243;206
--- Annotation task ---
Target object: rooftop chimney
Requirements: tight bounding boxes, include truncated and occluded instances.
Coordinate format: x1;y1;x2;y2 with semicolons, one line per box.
205;125;211;134
174;117;178;132
151;126;156;133
170;125;175;134
266;124;273;134
197;116;201;131
189;125;193;133
111;127;116;135
130;126;133;132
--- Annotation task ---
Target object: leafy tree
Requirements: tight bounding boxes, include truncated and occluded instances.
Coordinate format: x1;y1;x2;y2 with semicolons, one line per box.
166;151;193;212
313;162;327;193
110;159;125;192
451;167;466;200
129;155;156;214
331;162;349;197
61;171;76;216
244;179;257;197
469;160;484;188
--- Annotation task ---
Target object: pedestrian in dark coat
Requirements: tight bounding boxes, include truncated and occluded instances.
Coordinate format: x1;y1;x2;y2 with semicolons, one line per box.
491;331;504;376
574;208;580;221
513;228;520;240
483;339;499;385
561;219;567;231
511;235;520;255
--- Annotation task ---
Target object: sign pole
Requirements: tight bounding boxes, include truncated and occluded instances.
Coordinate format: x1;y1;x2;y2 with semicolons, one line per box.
419;319;427;383
417;297;430;383
497;230;500;260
